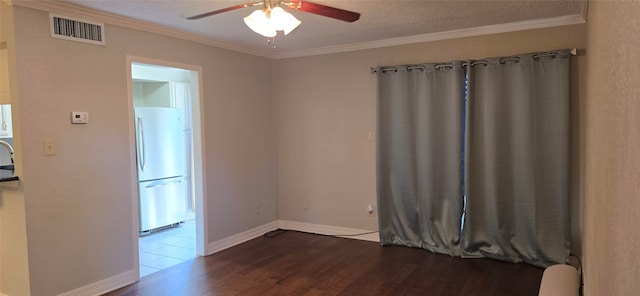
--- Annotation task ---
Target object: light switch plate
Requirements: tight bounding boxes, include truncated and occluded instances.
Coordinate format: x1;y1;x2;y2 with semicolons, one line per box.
71;111;89;124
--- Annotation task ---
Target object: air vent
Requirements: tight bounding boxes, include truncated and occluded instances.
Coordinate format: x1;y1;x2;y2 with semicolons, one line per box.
49;14;105;46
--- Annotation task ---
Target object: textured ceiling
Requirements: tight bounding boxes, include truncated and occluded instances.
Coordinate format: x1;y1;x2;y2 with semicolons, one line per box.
57;0;586;54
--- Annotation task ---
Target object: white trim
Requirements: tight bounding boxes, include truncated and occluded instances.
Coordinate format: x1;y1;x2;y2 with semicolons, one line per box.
190;66;208;258
12;0;586;60
124;56;141;289
206;221;279;255
57;269;137;296
581;0;590;23
278;220;380;243
272;14;587;59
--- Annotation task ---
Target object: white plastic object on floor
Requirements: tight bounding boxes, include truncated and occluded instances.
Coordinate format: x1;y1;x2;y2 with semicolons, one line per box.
538;264;580;296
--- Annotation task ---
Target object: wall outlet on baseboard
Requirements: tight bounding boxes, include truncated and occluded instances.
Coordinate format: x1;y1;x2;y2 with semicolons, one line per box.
303;199;309;210
256;203;260;215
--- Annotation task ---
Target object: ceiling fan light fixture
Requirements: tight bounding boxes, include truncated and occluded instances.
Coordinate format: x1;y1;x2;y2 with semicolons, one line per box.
243;9;276;37
187;0;361;46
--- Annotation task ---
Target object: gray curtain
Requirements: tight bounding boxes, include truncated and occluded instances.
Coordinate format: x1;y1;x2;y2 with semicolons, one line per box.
376;63;465;256
461;50;571;267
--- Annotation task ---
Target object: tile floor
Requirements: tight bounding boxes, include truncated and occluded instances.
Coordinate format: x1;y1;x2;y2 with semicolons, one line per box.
138;220;196;277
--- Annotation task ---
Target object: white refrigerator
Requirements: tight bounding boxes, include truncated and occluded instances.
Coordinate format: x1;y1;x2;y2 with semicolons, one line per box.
135;107;187;233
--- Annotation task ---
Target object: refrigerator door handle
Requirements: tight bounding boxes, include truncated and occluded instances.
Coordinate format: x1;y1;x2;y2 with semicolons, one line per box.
145;179;182;188
137;116;146;171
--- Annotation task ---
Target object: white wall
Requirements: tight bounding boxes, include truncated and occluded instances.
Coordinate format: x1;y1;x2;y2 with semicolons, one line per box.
584;1;640;295
5;4;277;295
140;82;171;107
273;24;587;246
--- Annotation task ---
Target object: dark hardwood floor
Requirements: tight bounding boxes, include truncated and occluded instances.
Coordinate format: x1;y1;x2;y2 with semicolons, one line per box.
105;230;543;296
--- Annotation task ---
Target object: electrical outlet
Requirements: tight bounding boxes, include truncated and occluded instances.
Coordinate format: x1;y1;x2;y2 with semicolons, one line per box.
368;131;375;142
43;139;56;156
303;199;309;210
256;204;260;215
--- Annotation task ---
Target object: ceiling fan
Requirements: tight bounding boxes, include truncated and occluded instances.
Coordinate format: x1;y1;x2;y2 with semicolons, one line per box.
186;0;361;42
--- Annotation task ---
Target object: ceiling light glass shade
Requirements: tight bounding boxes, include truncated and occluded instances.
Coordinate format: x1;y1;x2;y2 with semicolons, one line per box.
244;10;276;37
283;14;301;35
268;7;290;31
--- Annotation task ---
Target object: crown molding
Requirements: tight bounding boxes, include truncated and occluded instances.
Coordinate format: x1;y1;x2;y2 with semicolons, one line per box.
11;0;586;60
272;14;587;59
11;0;276;58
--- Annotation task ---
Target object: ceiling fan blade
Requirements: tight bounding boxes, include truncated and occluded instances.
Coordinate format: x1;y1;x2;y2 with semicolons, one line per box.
283;1;360;22
186;1;264;20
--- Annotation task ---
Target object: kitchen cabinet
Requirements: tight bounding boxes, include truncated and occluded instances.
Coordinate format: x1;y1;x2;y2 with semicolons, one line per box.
0;104;12;138
170;82;192;130
170;82;194;212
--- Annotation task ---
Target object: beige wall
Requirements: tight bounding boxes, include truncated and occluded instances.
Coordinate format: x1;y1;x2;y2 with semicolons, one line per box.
6;5;277;295
274;25;587;246
584;1;640;295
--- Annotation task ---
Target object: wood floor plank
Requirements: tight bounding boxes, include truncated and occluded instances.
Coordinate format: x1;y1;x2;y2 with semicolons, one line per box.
105;230;543;296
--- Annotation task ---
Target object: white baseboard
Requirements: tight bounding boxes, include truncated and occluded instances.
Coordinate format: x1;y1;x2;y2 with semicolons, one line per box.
204;220;379;256
205;221;279;255
58;269;137;296
278;220;380;242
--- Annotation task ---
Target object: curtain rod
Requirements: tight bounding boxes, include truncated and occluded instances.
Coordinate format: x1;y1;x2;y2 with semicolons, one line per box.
370;48;579;74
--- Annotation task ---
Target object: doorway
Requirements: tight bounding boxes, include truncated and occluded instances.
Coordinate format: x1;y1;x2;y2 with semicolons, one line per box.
126;57;206;278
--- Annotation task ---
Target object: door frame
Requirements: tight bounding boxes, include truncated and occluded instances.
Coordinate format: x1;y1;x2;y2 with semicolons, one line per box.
125;55;208;277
